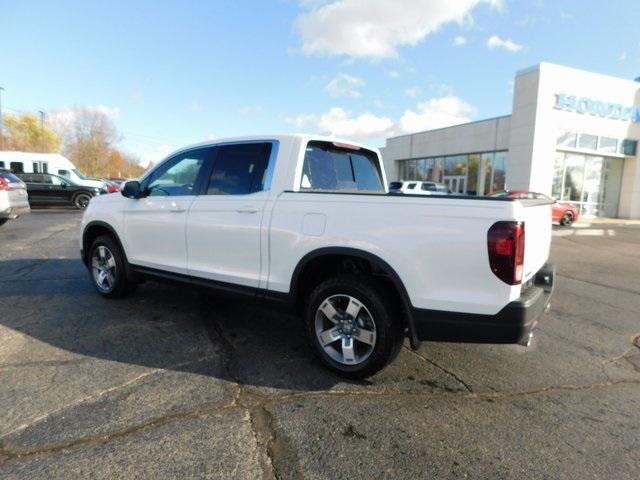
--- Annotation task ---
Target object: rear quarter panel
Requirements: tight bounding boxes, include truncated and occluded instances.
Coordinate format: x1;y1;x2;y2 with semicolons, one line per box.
269;193;524;315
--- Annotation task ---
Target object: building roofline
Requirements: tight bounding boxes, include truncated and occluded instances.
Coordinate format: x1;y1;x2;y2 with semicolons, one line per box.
384;114;512;143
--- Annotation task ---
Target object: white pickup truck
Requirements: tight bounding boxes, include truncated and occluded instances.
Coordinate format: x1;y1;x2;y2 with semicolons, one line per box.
80;134;555;378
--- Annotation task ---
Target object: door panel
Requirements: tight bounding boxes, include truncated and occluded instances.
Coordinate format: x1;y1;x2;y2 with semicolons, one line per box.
123;148;210;274
186;142;274;289
123;196;196;273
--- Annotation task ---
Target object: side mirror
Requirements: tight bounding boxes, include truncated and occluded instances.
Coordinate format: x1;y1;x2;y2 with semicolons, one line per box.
121;181;145;199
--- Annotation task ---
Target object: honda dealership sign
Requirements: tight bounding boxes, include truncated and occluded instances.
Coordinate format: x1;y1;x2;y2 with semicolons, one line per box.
554;93;640;122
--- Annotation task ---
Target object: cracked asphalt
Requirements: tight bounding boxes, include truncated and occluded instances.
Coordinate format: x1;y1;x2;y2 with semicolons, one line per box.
0;209;639;479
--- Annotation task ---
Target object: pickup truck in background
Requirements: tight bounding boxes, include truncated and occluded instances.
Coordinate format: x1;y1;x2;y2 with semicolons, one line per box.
80;134;555;378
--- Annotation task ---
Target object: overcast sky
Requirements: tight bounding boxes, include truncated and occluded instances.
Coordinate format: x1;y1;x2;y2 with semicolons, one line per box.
2;0;640;164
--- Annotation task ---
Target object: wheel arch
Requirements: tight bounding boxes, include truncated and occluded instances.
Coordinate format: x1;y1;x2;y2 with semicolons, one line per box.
82;221;133;279
289;247;420;348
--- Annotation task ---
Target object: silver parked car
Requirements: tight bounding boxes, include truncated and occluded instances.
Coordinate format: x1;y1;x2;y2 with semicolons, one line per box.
0;169;30;226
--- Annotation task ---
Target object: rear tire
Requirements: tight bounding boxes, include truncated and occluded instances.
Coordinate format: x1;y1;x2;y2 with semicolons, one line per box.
560;212;574;226
304;275;404;379
88;235;136;298
74;193;92;210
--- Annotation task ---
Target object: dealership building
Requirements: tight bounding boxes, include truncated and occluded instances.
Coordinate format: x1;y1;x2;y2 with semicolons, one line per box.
380;63;640;218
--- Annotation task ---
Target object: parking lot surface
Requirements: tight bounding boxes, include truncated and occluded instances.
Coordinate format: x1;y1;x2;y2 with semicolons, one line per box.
1;210;639;479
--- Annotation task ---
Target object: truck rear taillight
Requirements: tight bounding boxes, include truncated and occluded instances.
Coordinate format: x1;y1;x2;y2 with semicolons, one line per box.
0;178;12;191
487;221;525;285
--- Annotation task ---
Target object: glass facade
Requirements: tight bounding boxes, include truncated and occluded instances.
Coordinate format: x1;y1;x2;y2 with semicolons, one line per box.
552;152;624;217
397;151;507;196
557;131;638;157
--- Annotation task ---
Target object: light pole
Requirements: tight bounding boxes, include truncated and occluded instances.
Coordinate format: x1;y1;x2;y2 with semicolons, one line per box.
0;87;4;150
38;110;45;152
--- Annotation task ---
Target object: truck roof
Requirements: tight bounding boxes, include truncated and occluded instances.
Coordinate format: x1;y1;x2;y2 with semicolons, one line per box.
168;134;380;158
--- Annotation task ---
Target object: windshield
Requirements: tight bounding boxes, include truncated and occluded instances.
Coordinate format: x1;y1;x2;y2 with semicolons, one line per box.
72;168;88;180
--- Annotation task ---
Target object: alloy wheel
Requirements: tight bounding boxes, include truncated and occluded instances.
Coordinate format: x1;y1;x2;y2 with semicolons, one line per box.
91;245;117;293
314;294;377;366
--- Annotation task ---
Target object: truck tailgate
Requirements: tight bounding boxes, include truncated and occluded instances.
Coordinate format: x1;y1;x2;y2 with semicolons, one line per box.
518;200;553;283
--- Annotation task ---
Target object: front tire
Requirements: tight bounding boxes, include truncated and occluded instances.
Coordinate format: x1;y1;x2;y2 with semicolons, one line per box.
88;235;136;298
304;275;404;379
74;193;92;210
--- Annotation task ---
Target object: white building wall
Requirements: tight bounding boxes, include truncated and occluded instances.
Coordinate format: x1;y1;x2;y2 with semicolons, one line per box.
510;63;640;217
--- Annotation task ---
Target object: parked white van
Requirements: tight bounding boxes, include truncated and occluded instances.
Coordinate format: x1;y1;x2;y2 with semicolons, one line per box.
0;152;105;189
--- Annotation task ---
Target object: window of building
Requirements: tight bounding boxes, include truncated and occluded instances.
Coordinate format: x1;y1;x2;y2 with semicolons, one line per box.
147;149;208;196
300;141;383;192
10;162;23;173
467;153;480;195
491;152;506;193
207;143;272;195
621;139;638;156
577;134;598;151
557;131;577;148
598;137;618;154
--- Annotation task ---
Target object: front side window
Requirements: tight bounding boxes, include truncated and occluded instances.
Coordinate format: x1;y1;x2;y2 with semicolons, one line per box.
50;175;69;186
147;149;208;196
206;143;272;195
300;141;383;193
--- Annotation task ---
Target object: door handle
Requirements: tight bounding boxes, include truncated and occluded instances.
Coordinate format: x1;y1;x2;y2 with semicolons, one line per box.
236;206;258;214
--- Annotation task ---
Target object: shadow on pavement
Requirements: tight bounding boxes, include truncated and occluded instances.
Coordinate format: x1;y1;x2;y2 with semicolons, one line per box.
0;257;351;391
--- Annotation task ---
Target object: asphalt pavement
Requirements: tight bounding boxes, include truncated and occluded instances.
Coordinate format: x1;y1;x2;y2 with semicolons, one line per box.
0;209;638;479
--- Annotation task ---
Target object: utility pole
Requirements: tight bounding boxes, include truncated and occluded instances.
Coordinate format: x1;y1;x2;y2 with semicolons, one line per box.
38;110;45;152
0;87;4;150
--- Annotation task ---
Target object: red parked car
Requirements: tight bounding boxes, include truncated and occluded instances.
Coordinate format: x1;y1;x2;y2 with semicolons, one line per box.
491;190;579;226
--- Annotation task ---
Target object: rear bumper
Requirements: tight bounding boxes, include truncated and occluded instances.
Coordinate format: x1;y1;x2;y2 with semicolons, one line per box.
412;263;555;345
1;204;31;219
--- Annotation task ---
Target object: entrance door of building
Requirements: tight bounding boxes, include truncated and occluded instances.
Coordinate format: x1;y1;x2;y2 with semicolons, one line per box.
443;175;466;194
552;153;624;217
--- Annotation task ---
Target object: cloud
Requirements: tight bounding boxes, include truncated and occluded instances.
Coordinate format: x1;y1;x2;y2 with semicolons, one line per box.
295;0;501;59
48;105;121;132
453;35;467;46
286;108;393;140
404;86;421;98
285;94;475;141
189;102;204;113
325;73;365;98
487;35;523;52
237;104;264;115
397;95;475;134
137;144;175;167
619;51;628;62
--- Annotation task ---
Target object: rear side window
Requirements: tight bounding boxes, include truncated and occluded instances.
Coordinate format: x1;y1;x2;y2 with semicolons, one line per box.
206;143;272;195
406;183;416;190
300;141;383;193
0;161;5;168
10;162;24;174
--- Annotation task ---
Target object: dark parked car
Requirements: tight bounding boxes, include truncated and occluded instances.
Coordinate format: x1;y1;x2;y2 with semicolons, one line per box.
17;173;107;209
